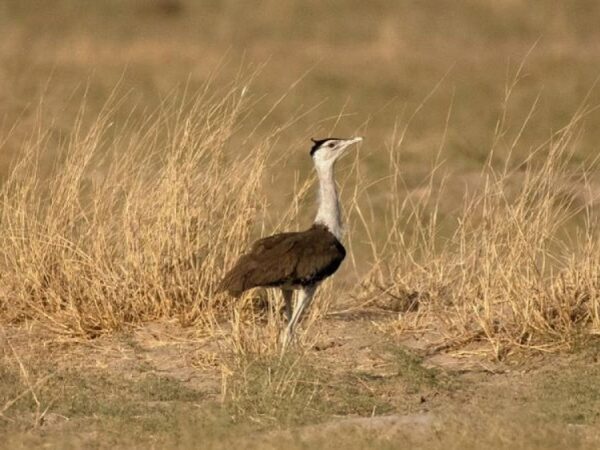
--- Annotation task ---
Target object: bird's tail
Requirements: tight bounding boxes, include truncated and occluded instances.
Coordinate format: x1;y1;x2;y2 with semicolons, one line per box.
216;268;246;298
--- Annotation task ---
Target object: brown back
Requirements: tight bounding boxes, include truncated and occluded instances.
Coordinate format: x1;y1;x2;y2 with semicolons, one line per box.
218;224;346;297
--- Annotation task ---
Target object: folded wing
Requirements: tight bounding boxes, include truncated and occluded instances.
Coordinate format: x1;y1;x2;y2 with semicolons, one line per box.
218;224;346;297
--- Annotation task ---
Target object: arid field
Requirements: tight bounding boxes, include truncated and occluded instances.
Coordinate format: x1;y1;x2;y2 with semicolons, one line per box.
2;1;600;448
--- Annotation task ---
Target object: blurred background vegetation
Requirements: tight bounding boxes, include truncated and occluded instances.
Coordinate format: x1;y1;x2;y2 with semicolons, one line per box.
2;0;600;176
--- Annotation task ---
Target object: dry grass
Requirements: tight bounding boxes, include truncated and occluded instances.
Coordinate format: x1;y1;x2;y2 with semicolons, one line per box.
360;68;600;358
0;82;274;337
0;79;348;365
0;65;599;362
1;1;600;448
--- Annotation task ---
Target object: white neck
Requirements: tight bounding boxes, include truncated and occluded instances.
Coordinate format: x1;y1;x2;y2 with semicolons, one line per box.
314;163;342;240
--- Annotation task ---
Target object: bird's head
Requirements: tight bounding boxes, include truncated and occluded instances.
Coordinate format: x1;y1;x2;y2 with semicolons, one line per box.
310;137;363;168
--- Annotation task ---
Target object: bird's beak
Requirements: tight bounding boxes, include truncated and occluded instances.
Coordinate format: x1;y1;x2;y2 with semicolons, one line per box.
340;137;363;152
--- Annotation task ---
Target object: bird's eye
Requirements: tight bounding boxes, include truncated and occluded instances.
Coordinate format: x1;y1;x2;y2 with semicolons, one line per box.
328;142;335;148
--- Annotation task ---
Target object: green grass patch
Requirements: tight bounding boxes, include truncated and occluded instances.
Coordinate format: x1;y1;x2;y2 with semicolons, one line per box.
0;363;205;434
534;364;600;425
225;353;394;428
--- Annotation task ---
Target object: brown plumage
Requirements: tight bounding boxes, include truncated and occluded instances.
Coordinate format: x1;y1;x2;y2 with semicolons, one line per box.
218;224;346;297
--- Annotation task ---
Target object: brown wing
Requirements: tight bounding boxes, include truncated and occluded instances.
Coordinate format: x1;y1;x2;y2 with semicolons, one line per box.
218;225;345;297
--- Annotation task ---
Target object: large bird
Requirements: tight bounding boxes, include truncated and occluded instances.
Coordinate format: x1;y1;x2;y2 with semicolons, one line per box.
219;137;363;348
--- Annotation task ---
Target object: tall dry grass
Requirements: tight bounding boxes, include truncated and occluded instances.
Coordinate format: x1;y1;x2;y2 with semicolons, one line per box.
1;72;599;360
360;76;600;357
0;83;278;337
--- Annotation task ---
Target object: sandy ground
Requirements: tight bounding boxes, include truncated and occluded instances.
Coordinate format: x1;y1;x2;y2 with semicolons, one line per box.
2;304;599;449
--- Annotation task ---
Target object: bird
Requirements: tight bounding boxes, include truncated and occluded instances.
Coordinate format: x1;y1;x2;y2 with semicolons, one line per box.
218;137;363;349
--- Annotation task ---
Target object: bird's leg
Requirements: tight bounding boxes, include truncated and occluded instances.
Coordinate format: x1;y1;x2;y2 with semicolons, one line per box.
281;289;293;322
281;285;317;351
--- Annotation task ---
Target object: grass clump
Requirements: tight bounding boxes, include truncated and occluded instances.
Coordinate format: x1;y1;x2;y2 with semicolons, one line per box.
361;75;600;358
223;353;393;427
388;347;447;391
0;85;273;337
